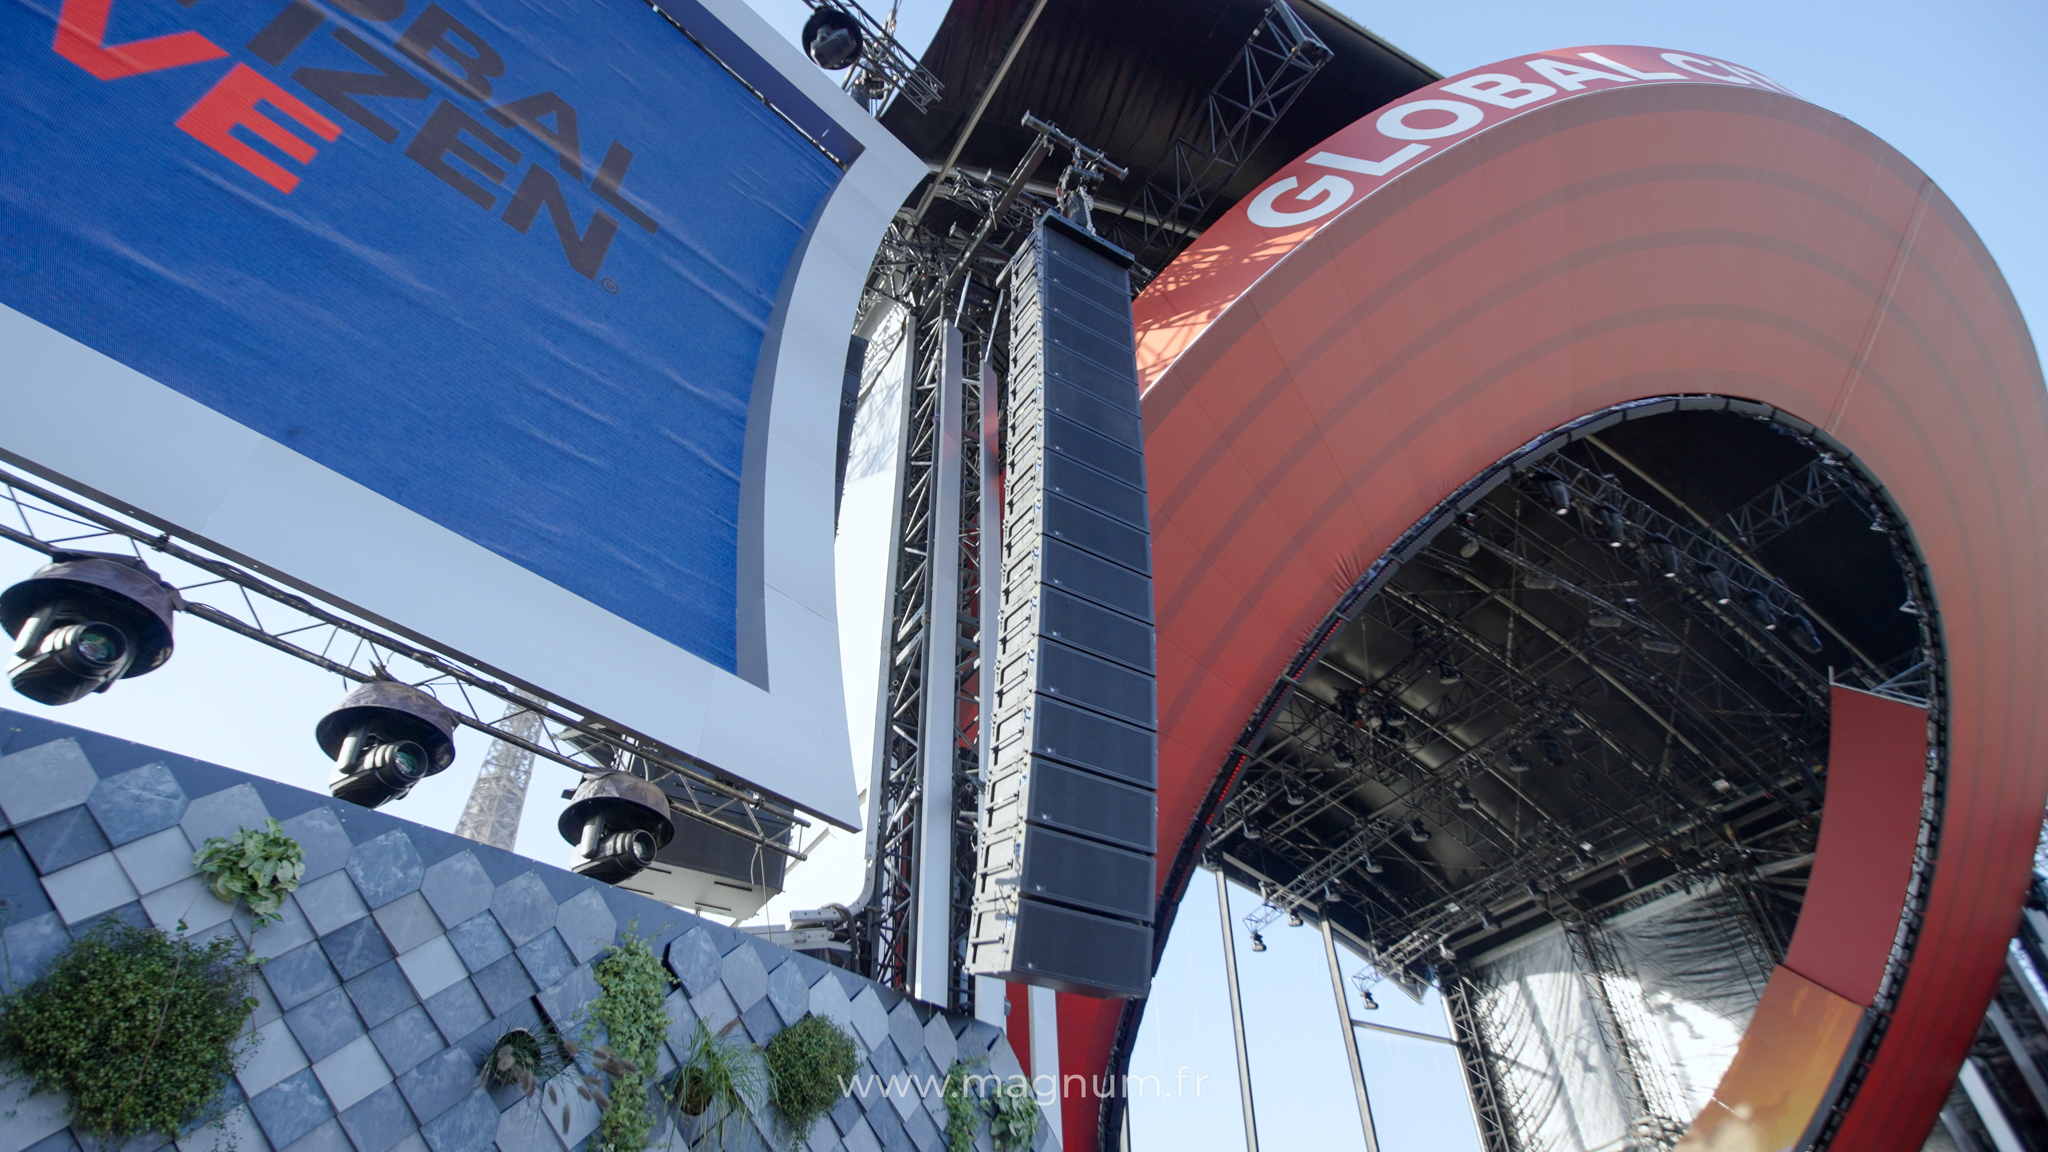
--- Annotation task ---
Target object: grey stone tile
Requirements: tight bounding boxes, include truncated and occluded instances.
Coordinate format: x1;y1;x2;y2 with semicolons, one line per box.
901;1107;941;1152
287;986;367;1063
534;965;601;1034
396;1046;477;1124
829;1093;863;1137
374;892;443;955
666;929;722;997
419;1090;495;1152
493;1097;553;1152
739;997;780;1046
0;837;51;920
339;1082;414;1152
248;895;317;960
887;1002;924;1070
280;1119;352;1152
323;916;396;981
140;874;235;936
87;763;186;846
661;988;698;1054
720;942;769;1013
487;874;554;947
863;1098;905;1150
838;1118;880;1152
767;961;809;1026
385;1136;425;1152
690;982;738;1036
446;912;511;972
472;954;536;1017
423;979;490;1043
18;806;109;873
113;825;196;897
174;1102;268;1152
0;738;98;826
312;1032;394;1113
250;1068;335;1149
240;1017;311;1098
347;832;424;909
398;936;467;1000
40;851;136;923
0;1071;71;1152
368;1004;445;1076
251;962;284;1026
513;930;571;992
346;961;419;1029
866;1040;902;1089
70;899;150;940
181;784;271;850
2;912;69;990
921;1014;958;1073
551;890;614;965
849;988;890;1050
283;807;353;882
268;940;342;1010
22;1128;77;1152
808;970;854;1035
420;852;491;930
298;869;370;935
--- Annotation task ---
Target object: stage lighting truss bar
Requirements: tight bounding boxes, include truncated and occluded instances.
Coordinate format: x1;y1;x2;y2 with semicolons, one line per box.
1722;452;1871;551
795;0;942;112
1438;962;1522;1152
0;465;807;859
1106;0;1333;287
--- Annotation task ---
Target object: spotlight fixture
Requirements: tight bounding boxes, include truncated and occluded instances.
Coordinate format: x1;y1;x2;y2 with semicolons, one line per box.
1438;660;1463;685
1537;731;1566;765
1359;988;1380;1011
1574;844;1595;867
557;770;677;883
1697;564;1733;604
317;680;458;809
799;6;864;70
1595;504;1628;547
1322;882;1339;904
1408;818;1431;843
1745;593;1778;629
1360;852;1384;875
1333;742;1356;769
1285;784;1305;807
1648;535;1681;579
1380;705;1406;735
2;552;177;705
1479;911;1499;931
1900;593;1923;616
1241;821;1262;841
1438;938;1456;961
1287;909;1304;927
1248;931;1267;953
1788;614;1825;654
1458;533;1481;559
1535;472;1572;515
1455;784;1479;810
1506;747;1532;773
1870;513;1887;533
1641;637;1682;655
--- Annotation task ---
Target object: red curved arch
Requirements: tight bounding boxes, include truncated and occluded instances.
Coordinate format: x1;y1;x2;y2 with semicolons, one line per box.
1062;46;2048;1151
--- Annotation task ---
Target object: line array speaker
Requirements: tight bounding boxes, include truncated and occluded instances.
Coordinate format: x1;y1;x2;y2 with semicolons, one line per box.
967;215;1156;999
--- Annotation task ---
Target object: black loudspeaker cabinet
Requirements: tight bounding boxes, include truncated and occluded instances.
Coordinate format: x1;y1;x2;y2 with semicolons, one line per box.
967;214;1156;1000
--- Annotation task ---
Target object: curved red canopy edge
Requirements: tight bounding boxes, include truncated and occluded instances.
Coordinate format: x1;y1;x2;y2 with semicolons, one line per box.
1056;45;2048;1152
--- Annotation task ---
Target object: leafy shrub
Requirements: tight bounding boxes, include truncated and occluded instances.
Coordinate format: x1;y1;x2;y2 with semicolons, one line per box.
0;921;257;1140
987;1076;1040;1152
192;818;304;925
669;1019;763;1149
763;1013;858;1143
589;929;670;1152
941;1059;984;1152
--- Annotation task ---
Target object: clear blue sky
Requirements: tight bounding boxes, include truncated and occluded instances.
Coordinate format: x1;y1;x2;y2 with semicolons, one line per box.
1;3;2035;1151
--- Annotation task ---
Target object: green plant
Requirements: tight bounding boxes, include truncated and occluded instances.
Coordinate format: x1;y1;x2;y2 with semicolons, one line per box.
0;920;257;1140
762;1013;858;1144
192;818;304;925
588;927;670;1152
940;1059;985;1152
669;1019;763;1150
482;1027;566;1097
987;1076;1040;1152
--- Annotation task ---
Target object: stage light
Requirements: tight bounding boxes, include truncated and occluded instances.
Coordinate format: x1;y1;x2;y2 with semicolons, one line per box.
1641;637;1682;655
1285;784;1304;806
1438;938;1455;960
1359;988;1379;1010
1458;533;1481;559
1249;931;1267;953
1535;472;1572;515
558;770;676;884
1697;564;1733;604
1507;747;1532;772
1574;844;1595;867
1456;784;1479;810
1788;614;1824;653
1647;535;1681;579
1595;504;1627;547
1360;852;1384;874
1333;742;1356;768
1322;883;1339;904
1380;705;1406;735
1438;660;1463;685
1900;593;1923;616
317;681;458;808
1479;911;1499;930
800;7;863;70
1745;593;1778;629
2;552;177;705
1408;819;1431;843
1537;731;1566;765
1241;821;1262;840
1287;909;1304;927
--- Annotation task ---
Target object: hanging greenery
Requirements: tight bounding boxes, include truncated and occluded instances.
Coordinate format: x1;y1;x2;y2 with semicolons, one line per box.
940;1059;985;1152
762;1013;859;1144
192;818;304;925
481;1027;567;1098
668;1019;763;1150
0;921;257;1141
588;927;670;1152
987;1076;1041;1152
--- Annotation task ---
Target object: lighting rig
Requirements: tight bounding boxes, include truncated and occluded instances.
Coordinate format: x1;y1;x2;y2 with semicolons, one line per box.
0;465;803;859
794;0;942;115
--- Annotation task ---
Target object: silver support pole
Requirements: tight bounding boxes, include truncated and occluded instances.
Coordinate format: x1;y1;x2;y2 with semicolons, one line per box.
913;325;965;1004
1215;870;1259;1152
1321;916;1380;1152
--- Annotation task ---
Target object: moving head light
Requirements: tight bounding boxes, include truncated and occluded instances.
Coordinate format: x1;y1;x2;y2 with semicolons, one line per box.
558;771;676;884
801;7;863;70
317;680;457;808
1;552;178;705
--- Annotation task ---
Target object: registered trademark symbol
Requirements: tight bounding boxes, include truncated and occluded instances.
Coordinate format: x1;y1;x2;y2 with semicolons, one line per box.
600;277;619;295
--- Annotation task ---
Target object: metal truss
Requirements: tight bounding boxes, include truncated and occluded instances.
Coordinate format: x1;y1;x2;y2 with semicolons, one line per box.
1439;961;1522;1152
453;695;545;851
0;465;806;857
794;0;943;114
1100;0;1332;287
1556;910;1689;1149
1723;452;1871;550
